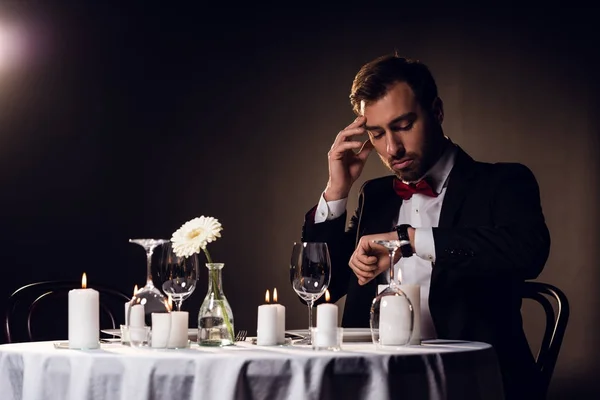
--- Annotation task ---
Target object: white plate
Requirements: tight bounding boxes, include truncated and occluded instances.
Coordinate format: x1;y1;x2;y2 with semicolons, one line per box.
285;328;372;342
101;328;198;341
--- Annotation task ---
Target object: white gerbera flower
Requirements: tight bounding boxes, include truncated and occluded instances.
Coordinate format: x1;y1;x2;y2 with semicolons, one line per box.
171;216;223;258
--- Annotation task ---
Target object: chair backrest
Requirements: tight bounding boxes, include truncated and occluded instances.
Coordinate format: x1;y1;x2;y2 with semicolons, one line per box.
4;281;130;343
522;281;570;397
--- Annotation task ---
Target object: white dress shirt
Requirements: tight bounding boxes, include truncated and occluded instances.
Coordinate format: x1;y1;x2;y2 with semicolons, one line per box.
314;143;457;340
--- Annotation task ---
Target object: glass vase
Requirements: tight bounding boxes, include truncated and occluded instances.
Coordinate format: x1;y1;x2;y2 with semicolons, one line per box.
197;263;235;346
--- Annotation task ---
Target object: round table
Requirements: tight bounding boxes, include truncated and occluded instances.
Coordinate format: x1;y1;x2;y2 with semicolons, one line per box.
0;339;504;400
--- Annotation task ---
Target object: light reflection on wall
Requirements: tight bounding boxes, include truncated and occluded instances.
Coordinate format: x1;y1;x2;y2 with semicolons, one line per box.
0;21;24;73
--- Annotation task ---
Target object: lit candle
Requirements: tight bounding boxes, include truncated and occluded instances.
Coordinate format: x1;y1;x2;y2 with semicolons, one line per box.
129;300;145;328
168;311;189;348
272;288;286;344
379;294;412;345
315;290;338;347
124;285;138;325
256;289;278;346
68;273;99;349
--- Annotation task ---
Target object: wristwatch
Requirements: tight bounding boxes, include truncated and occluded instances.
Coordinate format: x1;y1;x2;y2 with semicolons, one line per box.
394;224;414;258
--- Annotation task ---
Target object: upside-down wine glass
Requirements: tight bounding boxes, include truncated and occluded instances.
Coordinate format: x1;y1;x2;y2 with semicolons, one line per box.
290;242;331;345
370;239;414;346
127;239;171;327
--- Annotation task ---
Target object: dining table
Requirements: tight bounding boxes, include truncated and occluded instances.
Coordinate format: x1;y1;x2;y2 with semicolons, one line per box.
0;330;505;400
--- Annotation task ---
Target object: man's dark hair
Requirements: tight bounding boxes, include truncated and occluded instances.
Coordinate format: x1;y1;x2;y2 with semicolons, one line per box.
350;54;439;115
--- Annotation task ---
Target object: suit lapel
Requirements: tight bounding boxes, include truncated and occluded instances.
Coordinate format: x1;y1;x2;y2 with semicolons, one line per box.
360;176;402;236
438;147;477;228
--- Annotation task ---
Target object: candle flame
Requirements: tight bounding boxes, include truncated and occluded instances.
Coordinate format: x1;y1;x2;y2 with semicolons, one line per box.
273;288;278;303
82;273;87;289
133;285;139;295
325;289;330;302
265;289;270;303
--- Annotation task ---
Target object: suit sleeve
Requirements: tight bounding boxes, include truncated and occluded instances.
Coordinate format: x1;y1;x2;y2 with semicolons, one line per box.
300;186;365;304
432;164;550;280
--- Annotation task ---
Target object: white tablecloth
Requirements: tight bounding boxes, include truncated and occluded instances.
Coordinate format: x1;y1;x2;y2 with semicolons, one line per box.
0;340;504;400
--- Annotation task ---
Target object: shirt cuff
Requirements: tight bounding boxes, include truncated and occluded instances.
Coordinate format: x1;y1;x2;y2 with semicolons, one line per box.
414;228;436;262
314;194;348;223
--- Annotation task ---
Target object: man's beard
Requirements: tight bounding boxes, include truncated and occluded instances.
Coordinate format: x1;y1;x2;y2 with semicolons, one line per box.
381;140;442;182
382;153;424;182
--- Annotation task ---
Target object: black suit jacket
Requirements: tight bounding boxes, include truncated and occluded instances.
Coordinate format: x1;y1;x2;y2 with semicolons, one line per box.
301;146;550;399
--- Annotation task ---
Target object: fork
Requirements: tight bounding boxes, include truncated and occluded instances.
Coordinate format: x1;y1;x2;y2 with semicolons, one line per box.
235;330;247;342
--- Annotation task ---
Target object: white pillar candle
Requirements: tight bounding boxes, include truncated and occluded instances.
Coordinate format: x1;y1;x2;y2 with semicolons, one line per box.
379;294;412;346
315;290;338;347
316;303;338;330
315;303;338;347
167;311;189;348
257;305;278;346
129;304;145;327
257;290;279;346
68;273;99;349
151;313;171;348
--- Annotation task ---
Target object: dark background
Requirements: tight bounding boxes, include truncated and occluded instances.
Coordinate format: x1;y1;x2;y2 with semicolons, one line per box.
1;3;598;398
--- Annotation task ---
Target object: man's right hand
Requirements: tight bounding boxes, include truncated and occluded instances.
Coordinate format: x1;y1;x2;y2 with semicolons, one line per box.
324;116;373;201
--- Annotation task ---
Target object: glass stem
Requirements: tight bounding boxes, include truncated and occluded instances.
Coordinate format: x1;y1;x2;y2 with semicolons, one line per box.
389;249;397;286
307;300;314;342
145;248;155;288
176;301;182;311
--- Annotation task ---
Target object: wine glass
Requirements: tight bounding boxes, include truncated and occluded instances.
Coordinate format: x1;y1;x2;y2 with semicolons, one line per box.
158;242;199;311
290;242;331;345
127;239;171;326
370;239;414;347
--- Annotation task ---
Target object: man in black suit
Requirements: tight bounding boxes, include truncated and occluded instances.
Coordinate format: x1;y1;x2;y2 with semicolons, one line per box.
301;54;550;399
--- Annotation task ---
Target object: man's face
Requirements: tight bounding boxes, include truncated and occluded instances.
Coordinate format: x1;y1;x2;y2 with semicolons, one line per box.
361;81;442;182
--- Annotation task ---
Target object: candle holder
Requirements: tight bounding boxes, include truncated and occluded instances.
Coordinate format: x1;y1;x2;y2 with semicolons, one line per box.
128;326;151;348
119;324;131;345
310;327;343;351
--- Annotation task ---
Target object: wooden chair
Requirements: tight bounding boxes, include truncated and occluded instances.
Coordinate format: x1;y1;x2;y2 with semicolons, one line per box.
4;280;130;343
522;281;570;398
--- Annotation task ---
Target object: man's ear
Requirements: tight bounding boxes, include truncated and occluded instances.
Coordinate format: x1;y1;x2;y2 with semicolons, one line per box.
431;97;444;124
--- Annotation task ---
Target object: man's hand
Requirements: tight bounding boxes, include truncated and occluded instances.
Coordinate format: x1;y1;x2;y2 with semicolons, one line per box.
324;116;373;201
349;232;399;286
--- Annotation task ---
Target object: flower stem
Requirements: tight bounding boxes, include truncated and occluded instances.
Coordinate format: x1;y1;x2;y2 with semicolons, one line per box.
203;248;235;342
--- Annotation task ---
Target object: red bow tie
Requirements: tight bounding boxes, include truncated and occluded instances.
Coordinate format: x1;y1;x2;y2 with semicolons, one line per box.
393;178;438;200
